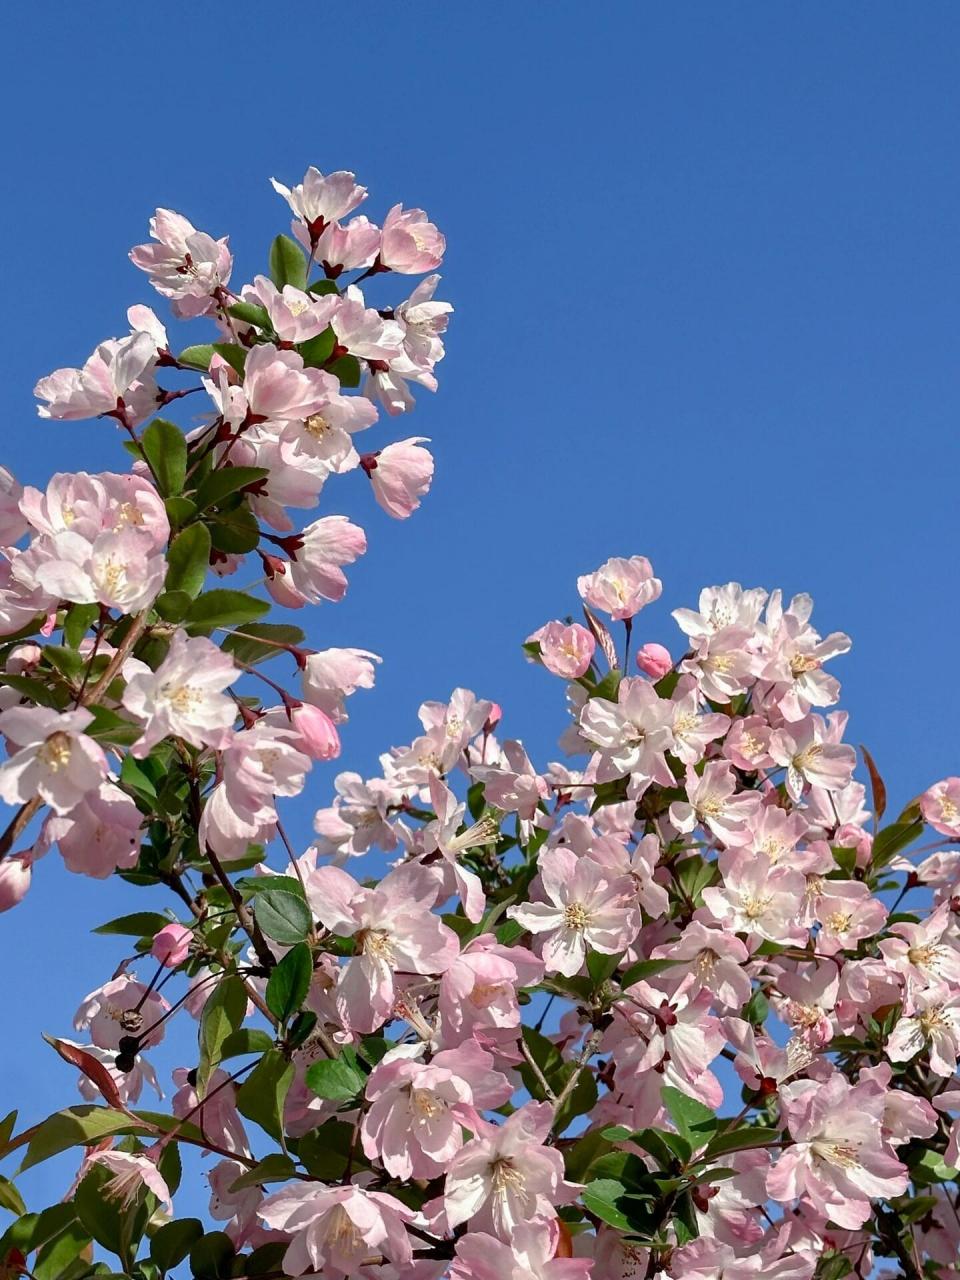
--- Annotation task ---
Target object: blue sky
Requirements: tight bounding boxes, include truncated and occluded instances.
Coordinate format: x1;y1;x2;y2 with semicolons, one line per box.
2;0;959;1216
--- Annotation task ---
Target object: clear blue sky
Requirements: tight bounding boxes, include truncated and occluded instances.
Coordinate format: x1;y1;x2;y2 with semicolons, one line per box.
2;0;959;1213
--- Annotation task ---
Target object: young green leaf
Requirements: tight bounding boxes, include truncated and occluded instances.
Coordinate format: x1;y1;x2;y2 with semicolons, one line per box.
141;419;188;497
265;942;312;1024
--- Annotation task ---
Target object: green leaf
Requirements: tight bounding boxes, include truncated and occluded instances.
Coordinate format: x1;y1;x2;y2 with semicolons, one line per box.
141;419;188;497
195;466;269;513
177;344;216;371
93;911;171;937
185;589;269;634
33;1219;91;1280
19;1106;145;1171
590;669;623;701
221;622;305;667
618;957;681;989
254;886;312;945
220;1028;275;1059
227;301;271;329
0;1173;25;1216
207;505;261;554
189;1230;235;1279
235;1049;294;1142
581;1178;633;1231
75;1167;129;1256
265;943;312;1024
586;949;623;987
154;589;193;623
62;603;99;650
43;644;85;680
298;328;336;368
305;1048;366;1103
269;234;308;290
308;279;340;296
327;353;361;387
120;753;157;803
699;1125;781;1162
227;1154;297;1192
662;1086;717;1147
872;819;924;869
629;1126;691;1167
84;705;142;747
211;343;247;376
151;1217;204;1273
0;672;64;708
165;524;211;599
165;495;198;528
198;975;248;1094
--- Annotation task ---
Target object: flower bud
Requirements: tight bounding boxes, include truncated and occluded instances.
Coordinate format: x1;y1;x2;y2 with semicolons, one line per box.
150;923;192;968
0;853;31;912
636;642;672;679
289;703;341;761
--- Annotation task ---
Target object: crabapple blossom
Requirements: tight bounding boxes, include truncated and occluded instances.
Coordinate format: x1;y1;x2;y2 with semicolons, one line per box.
259;1182;413;1277
130;207;232;317
443;1102;577;1238
122;630;237;756
360;436;434;518
271;167;368;240
921;776;960;837
577;554;662;620
529;620;596;679
0;705;107;813
508;846;640;976
636;640;672;677
380;204;446;273
41;780;142;877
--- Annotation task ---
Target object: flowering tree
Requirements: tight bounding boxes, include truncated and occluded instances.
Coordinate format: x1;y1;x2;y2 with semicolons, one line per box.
0;168;958;1280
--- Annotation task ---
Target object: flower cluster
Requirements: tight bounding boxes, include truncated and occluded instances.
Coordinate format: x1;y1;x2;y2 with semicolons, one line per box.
1;170;958;1280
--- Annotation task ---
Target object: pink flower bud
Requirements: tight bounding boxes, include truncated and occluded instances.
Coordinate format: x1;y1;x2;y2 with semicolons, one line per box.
484;703;503;733
151;923;193;968
289;703;341;761
0;853;32;912
636;642;672;679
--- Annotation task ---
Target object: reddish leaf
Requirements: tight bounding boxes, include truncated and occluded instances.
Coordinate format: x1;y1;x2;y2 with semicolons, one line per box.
42;1034;126;1112
582;604;618;671
860;745;887;825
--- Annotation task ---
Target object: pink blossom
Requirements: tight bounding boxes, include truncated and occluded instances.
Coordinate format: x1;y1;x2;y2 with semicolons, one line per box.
438;932;544;1044
380;204;446;273
302;647;380;723
332;286;405;361
443;1102;578;1238
361;436;434;518
245;274;340;343
86;1149;172;1212
259;1182;412;1278
508;847;640;977
0;467;27;545
42;780;142;877
307;861;458;1032
579;676;674;786
34;330;159;424
886;990;960;1076
531;621;595;679
122;630;237;757
151;923;193;967
271;167;368;240
450;1221;592;1280
0;705;107;814
243;345;333;422
312;771;401;860
669;761;762;845
769;715;857;802
14;526;166;614
74;973;169;1050
200;724;310;860
652;921;751;1009
577;555;662;620
701;857;805;944
0;852;32;912
172;1066;249;1157
422;773;492;922
767;1074;908;1228
636;641;672;678
284;703;341;760
130;207;232;317
277;515;367;606
362;1041;510;1179
310;215;382;271
921;776;960;837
